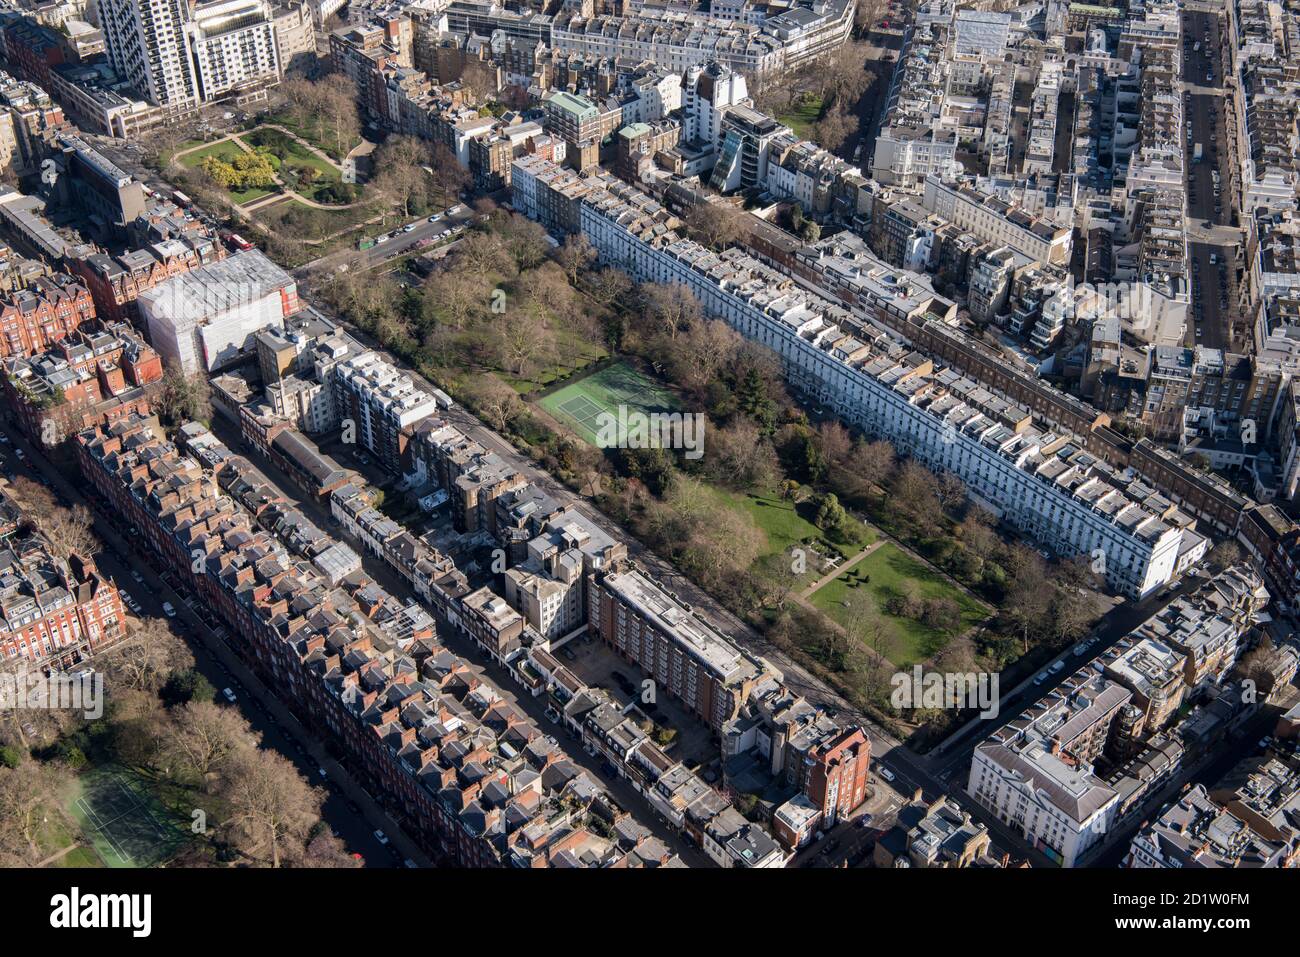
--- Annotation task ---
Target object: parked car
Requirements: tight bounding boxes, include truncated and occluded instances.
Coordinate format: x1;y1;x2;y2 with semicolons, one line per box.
222;687;237;704
162;601;176;617
877;767;896;783
373;830;389;845
1073;642;1090;656
1033;672;1050;685
1049;661;1066;674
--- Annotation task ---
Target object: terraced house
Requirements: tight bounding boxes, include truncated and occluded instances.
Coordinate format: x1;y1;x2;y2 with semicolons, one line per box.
0;488;125;668
76;413;681;867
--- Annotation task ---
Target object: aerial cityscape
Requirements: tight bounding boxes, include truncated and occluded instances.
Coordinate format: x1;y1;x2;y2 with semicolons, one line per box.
0;0;1292;921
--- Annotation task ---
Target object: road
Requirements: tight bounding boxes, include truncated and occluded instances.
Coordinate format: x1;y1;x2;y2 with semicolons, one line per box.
1181;9;1246;352
0;420;427;869
292;208;478;284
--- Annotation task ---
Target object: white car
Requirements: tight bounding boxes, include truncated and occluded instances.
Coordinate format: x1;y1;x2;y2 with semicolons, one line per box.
877;767;896;783
373;830;390;845
162;601;176;618
1049;661;1066;674
1033;672;1050;685
131;570;144;583
222;687;237;703
1073;642;1090;656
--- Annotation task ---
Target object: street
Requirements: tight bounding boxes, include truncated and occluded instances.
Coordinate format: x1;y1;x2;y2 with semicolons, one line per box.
1181;9;1246;352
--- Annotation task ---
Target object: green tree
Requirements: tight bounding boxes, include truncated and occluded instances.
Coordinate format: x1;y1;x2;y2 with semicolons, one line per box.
161;669;217;707
815;492;847;532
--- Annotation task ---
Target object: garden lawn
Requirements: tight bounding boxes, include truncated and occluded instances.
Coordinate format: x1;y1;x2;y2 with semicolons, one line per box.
244;127;344;204
809;541;991;667
734;488;873;559
777;95;825;139
177;140;276;204
696;485;876;589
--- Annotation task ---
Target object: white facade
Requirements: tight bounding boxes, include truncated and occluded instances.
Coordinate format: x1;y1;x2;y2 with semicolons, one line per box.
574;174;1186;599
139;250;297;372
967;736;1120;867
330;351;440;469
871;128;957;187
186;0;282;102
683;61;749;147
100;0;199;107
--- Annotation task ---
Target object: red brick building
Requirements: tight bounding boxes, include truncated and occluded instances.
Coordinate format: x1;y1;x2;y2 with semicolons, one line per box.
803;727;871;827
0;520;125;668
71;238;227;326
3;324;164;445
0;273;96;359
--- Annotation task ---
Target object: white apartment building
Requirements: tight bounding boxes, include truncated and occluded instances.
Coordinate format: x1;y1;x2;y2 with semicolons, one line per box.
329;351;440;472
186;0;282;102
100;0;199;107
922;175;1073;265
569;172;1186;599
503;510;623;641
871;127;958;187
967;675;1133;866
550;10;785;78
683;61;749;148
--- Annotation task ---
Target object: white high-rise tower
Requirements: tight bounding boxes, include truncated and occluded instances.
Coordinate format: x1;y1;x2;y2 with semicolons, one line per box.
100;0;200;107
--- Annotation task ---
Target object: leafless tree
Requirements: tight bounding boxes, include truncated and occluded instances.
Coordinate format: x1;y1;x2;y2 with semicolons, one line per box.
164;700;258;785
553;234;597;285
642;282;703;342
217;747;321;868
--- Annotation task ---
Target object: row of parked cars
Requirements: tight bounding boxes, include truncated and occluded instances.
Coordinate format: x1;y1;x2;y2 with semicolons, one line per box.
1033;634;1102;686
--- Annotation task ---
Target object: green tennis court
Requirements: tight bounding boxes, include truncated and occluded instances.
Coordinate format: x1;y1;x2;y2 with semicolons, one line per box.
67;768;186;868
538;362;679;448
